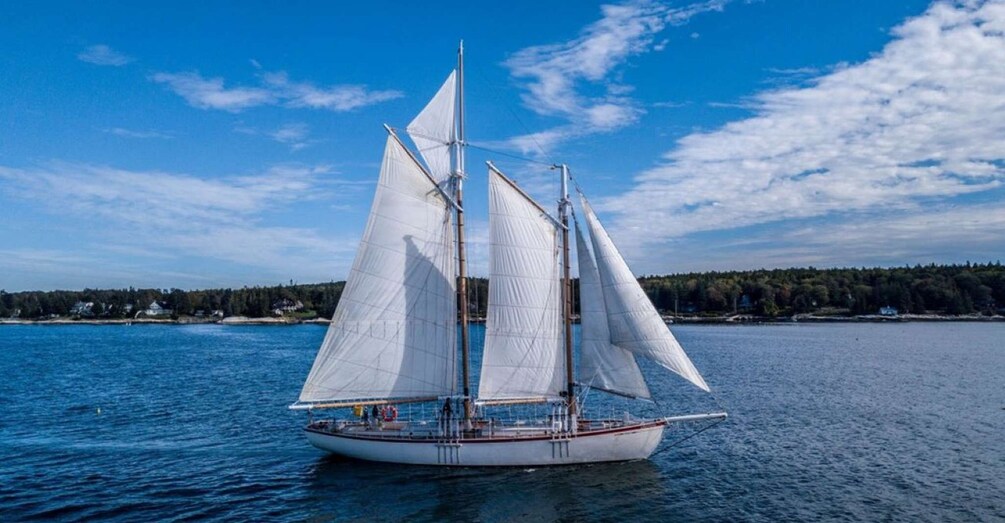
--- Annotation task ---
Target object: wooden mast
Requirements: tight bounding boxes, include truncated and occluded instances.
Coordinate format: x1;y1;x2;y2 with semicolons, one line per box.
455;41;473;423
559;163;576;416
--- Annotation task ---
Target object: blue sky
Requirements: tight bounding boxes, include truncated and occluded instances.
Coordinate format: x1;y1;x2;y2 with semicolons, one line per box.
2;0;1003;291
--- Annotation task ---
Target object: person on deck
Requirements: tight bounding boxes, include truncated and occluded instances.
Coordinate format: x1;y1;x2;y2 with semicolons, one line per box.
371;405;380;429
442;398;453;421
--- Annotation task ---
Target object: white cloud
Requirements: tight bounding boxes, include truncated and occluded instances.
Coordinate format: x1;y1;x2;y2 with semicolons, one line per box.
504;0;728;153
149;72;276;112
645;201;1005;274
261;72;403;111
102;127;173;139
652;101;689;108
270;123;312;151
150;70;402;113
0;248;217;291
234;122;316;151
77;45;134;66
0;162;360;283
0;162;322;223
601;1;1005;269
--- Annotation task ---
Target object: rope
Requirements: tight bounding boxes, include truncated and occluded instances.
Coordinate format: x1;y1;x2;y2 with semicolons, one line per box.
650;417;727;458
467;63;558;165
465;142;556;167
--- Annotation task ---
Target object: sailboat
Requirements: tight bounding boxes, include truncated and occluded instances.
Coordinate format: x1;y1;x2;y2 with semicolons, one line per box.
290;44;726;466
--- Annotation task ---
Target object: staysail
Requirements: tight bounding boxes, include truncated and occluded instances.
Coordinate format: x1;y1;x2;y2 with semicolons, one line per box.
298;135;457;404
406;70;457;185
580;196;710;392
478;166;565;402
575;220;651;399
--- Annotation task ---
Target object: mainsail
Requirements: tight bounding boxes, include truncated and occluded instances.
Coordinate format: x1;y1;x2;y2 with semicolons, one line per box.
478;166;565;402
298;135;457;404
575;221;651;399
406;70;457;185
580;196;710;392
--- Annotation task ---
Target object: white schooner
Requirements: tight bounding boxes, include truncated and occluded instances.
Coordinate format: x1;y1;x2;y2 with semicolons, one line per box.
290;44;726;466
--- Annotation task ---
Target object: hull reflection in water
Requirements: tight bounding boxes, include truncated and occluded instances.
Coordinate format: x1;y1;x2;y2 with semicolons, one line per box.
306;450;670;521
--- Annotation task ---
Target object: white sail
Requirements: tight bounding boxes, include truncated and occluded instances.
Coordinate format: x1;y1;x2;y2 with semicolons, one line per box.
581;197;710;392
575;221;651;399
299;135;457;403
406;70;457;184
478;167;565;402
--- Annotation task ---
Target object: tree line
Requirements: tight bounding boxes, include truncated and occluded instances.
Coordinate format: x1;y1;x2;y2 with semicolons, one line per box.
634;262;1004;317
1;262;1002;320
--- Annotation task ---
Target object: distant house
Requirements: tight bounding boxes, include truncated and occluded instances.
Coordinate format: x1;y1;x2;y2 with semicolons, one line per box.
144;301;173;317
70;301;94;316
123;304;134;314
879;306;899;317
272;299;304;316
738;294;754;310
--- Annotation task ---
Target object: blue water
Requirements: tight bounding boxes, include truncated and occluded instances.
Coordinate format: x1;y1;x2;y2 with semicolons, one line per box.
1;323;1002;522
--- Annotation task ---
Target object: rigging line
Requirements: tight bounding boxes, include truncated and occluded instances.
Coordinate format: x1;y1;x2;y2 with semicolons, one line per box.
466;142;556;166
389;126;555;168
650;417;728;459
466;62;558;166
568;171;590;197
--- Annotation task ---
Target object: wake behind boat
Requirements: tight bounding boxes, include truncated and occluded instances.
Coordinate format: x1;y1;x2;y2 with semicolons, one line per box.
289;43;726;467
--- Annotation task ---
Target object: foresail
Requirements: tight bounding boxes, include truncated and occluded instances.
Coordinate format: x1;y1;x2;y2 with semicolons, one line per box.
575;221;651;399
406;70;456;185
581;196;711;392
299;136;457;403
478;167;565;402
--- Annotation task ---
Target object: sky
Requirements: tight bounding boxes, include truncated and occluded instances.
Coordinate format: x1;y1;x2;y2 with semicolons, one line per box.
1;0;1003;291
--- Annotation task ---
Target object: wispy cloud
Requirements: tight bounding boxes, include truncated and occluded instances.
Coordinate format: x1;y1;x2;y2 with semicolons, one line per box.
101;127;173;139
601;1;1005;270
261;72;403;111
149;72;275;112
77;44;134;66
0;162;361;283
652;100;689;108
647;201;1005;274
504;0;728;154
270;123;313;150
235;122;316;151
0;162;323;224
150;69;402;113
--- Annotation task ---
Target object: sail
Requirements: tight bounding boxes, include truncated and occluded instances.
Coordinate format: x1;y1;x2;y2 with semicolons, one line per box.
581;196;710;392
406;70;456;184
478;167;565;402
575;221;651;399
299;135;457;403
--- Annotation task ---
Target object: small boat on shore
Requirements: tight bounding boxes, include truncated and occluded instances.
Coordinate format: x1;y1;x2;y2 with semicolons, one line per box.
290;43;725;467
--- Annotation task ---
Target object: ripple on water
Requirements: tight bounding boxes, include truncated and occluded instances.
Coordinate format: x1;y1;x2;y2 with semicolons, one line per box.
1;323;1003;522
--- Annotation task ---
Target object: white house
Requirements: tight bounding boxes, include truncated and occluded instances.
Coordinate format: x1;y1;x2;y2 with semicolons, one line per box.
144;301;173;317
70;301;94;316
879;306;899;316
271;299;304;316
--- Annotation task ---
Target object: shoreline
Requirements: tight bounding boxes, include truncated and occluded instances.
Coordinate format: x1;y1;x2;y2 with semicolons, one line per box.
1;314;1001;326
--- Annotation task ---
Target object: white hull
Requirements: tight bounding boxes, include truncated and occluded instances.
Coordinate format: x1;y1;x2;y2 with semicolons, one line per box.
304;420;667;467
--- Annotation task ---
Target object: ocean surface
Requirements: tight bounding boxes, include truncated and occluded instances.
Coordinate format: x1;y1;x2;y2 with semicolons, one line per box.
0;323;1002;522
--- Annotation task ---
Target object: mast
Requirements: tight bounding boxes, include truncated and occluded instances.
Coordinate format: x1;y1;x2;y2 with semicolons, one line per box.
558;164;576;416
455;40;473;422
